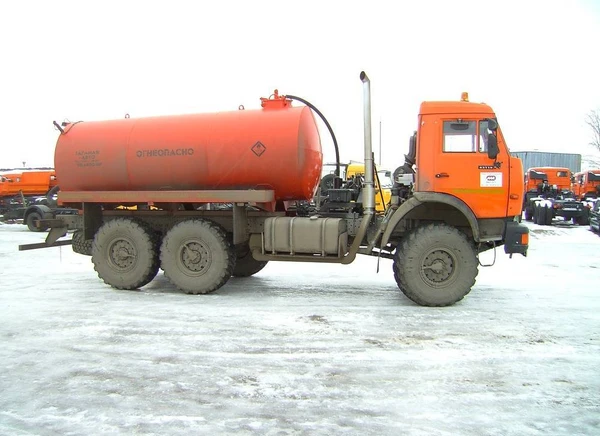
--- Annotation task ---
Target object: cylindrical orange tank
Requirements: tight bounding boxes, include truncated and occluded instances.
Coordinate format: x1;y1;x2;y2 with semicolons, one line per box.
54;95;323;201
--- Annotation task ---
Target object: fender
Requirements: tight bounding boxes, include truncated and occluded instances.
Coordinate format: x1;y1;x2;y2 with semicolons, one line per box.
23;204;54;221
380;192;480;248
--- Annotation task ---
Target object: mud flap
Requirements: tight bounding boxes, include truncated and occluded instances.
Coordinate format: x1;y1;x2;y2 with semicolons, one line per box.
504;221;528;257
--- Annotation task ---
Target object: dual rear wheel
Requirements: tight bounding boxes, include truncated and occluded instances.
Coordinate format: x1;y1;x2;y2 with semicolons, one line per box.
159;219;235;294
91;218;266;293
533;204;553;225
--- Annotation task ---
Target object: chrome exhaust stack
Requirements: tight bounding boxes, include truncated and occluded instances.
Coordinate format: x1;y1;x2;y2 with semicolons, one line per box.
360;71;375;214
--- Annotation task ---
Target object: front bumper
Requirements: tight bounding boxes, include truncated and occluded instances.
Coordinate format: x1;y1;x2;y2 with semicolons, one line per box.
504;221;528;257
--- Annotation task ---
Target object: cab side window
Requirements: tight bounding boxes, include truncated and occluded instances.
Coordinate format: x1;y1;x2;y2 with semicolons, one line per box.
478;120;492;152
443;120;491;153
443;121;476;152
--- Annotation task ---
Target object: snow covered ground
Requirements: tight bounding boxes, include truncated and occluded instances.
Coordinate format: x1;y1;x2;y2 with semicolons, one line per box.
1;221;599;435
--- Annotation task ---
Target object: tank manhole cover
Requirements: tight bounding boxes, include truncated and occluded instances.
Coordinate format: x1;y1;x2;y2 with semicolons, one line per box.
251;141;266;157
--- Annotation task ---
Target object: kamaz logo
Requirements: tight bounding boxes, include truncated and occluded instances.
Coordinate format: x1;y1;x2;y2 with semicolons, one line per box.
486;175;497;181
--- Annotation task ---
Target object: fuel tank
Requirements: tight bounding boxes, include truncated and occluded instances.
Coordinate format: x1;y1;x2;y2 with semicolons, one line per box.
54;94;323;201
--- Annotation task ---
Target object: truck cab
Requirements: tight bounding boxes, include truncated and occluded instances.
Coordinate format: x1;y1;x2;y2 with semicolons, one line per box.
572;170;600;200
522;167;588;225
382;93;525;247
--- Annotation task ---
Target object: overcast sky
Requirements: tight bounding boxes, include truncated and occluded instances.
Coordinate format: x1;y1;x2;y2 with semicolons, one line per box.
1;0;599;169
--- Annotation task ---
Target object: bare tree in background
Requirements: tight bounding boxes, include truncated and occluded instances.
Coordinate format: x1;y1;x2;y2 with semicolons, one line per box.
586;110;600;151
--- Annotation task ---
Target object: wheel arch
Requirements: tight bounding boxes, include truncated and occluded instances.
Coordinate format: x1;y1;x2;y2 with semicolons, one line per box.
381;192;480;248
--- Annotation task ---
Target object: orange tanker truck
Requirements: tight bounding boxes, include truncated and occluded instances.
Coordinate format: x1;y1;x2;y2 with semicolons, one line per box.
20;72;528;307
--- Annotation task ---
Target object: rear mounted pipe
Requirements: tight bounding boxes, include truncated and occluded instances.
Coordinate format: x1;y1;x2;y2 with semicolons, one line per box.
360;71;375;213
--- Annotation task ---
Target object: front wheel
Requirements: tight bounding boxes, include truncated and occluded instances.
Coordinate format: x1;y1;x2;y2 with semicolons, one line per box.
392;223;479;307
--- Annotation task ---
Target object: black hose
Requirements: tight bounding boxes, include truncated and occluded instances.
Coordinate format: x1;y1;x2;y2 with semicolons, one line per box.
284;95;340;178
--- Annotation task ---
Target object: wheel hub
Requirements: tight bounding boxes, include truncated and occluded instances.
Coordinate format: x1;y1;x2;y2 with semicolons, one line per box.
180;241;211;274
421;249;455;285
108;239;136;271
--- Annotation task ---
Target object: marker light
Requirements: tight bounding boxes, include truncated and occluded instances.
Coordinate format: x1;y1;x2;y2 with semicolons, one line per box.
461;92;469;102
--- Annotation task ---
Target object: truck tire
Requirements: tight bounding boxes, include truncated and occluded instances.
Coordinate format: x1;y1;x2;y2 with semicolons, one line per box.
544;206;553;225
524;206;533;221
72;230;93;256
26;212;47;232
576;212;590;226
92;218;160;290
160;219;235;294
392;223;478;307
532;205;539;224
537;205;547;225
232;249;268;277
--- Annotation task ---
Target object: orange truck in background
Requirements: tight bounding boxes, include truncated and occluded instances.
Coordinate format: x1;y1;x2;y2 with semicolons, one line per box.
522;167;589;225
0;169;57;198
0;169;76;231
572;169;600;200
524;167;571;193
21;72;529;307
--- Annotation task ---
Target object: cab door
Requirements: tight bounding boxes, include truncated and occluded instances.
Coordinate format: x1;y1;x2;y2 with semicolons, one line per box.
430;118;509;218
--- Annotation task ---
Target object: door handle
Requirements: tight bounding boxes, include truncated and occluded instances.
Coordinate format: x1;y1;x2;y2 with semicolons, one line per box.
435;173;450;178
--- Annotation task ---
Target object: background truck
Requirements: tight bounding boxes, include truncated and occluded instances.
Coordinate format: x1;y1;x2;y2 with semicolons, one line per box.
523;167;590;225
21;72;528;307
0;169;78;231
572;169;600;200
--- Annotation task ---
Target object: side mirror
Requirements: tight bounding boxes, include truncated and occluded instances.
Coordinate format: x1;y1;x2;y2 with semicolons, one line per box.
487;134;499;159
486;118;498;131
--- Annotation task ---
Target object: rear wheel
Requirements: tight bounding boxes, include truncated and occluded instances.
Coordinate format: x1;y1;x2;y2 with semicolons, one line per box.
72;230;93;256
392;223;478;307
544;206;553;225
232;247;268;277
538;205;550;226
160;219;235;294
576;209;590;225
92;218;159;290
524;206;533;221
26;212;47;232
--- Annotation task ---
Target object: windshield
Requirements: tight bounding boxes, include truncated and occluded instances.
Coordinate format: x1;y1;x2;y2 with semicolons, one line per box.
377;170;393;188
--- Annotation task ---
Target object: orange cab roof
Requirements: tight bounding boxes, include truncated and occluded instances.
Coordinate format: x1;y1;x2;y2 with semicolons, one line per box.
419;101;494;115
527;167;570;173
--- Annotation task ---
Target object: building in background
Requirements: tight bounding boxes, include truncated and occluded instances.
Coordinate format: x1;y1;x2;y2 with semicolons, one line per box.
511;151;581;174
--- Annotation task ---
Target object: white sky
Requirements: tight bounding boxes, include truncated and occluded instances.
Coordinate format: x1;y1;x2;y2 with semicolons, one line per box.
1;0;599;169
